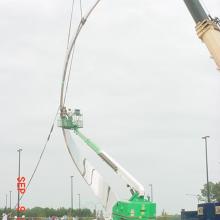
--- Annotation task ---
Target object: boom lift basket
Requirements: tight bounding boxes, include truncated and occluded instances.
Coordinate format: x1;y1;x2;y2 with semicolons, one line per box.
58;108;83;129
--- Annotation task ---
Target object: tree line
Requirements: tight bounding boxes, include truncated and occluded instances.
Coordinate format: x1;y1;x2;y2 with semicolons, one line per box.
0;208;95;218
1;182;219;218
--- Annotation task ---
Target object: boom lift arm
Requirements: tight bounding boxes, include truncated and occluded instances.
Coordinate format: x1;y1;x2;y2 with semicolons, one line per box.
58;108;156;220
183;0;220;69
59;108;145;196
75;129;145;196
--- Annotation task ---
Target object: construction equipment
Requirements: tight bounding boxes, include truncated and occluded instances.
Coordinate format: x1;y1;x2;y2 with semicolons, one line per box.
58;109;156;220
183;0;220;69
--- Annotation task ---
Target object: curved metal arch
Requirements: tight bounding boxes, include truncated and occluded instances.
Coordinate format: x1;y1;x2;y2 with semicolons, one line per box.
59;1;119;213
60;0;101;109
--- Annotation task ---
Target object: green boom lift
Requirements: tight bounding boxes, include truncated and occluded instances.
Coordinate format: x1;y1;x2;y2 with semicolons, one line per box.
58;108;156;220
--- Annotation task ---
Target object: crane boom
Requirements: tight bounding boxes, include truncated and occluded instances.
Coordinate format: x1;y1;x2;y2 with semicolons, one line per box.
183;0;220;69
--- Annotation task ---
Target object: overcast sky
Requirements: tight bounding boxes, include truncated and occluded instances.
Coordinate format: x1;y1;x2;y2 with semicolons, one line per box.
0;0;220;215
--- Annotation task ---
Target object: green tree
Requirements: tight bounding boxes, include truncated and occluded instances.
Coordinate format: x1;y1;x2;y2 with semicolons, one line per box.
0;207;94;218
200;181;220;202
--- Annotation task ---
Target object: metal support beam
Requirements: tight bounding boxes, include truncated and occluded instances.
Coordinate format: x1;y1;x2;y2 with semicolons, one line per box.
202;136;210;203
17;148;22;217
70;176;74;215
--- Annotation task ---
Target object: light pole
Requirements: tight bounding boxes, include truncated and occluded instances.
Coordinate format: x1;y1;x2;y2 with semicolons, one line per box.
17;148;22;217
5;194;8;209
77;193;81;216
149;184;153;202
202;136;210;203
9;191;12;209
70;176;74;215
94;204;97;218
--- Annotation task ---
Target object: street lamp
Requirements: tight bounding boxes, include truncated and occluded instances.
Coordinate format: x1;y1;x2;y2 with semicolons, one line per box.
9;191;12;209
5;194;8;209
77;193;81;216
149;184;153;202
70;176;74;215
17;148;22;217
202;136;210;203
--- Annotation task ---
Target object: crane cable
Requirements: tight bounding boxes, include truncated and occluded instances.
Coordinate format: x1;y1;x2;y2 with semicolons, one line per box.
63;0;96;105
60;0;101;109
80;0;83;20
11;107;59;213
67;0;75;49
20;107;59;201
64;0;76;104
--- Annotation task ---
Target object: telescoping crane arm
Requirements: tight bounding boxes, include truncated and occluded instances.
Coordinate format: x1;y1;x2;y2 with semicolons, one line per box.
183;0;220;69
